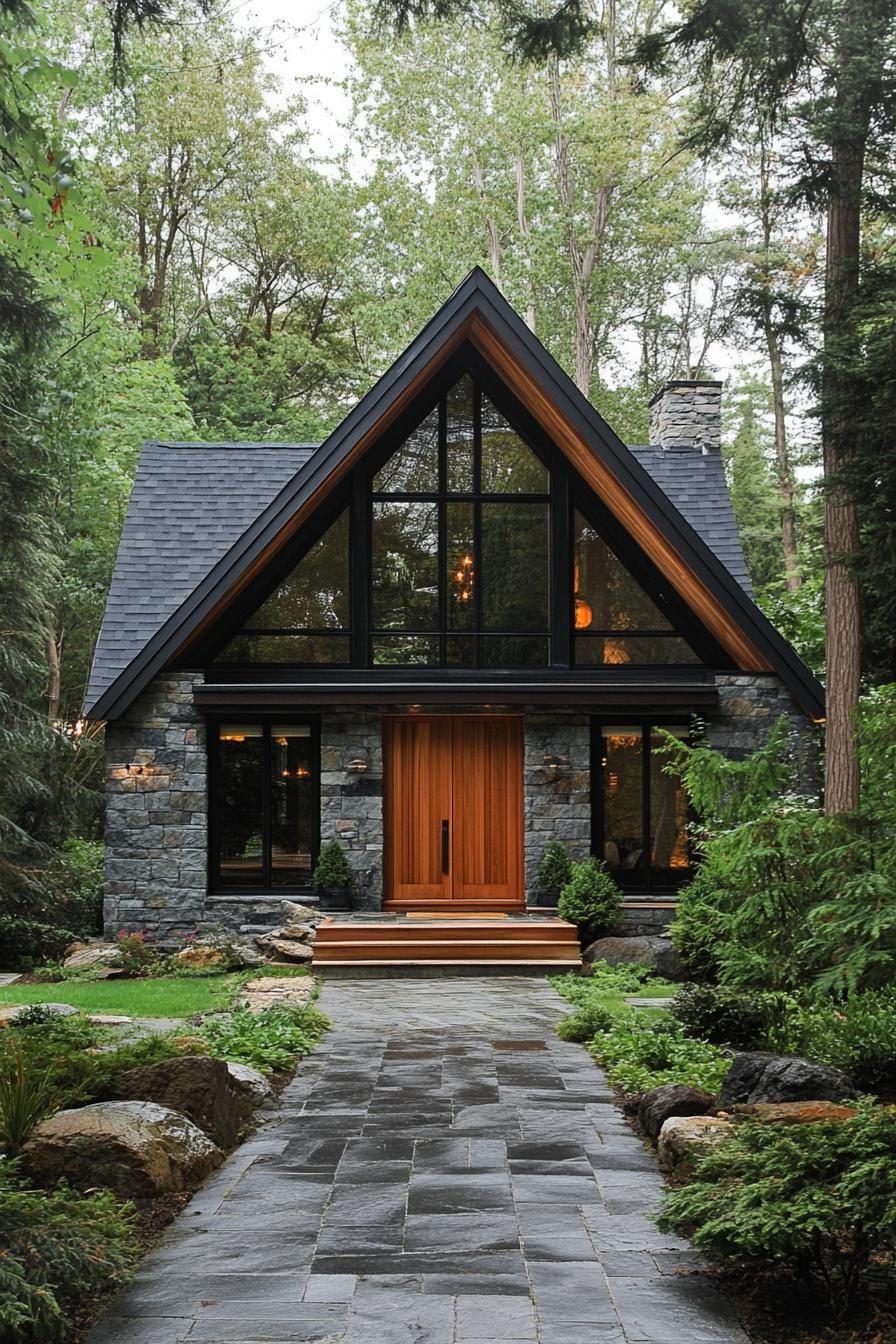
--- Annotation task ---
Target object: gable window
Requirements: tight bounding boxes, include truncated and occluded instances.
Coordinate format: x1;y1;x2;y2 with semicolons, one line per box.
210;720;319;890
370;373;551;668
592;721;691;889
207;365;722;673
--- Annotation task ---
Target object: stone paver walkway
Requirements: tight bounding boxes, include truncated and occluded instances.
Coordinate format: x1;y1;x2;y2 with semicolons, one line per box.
87;979;748;1344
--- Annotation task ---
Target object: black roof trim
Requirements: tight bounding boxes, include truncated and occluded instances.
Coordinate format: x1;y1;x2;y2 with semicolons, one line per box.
87;267;824;721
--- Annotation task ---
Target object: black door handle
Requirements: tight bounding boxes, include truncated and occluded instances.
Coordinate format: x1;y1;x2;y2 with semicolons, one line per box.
441;819;450;874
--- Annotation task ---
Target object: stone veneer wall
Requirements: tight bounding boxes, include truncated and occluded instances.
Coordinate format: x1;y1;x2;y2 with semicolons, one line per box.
103;673;207;939
103;673;820;936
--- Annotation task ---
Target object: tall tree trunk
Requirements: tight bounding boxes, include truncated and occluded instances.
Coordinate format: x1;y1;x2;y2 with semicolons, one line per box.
822;123;867;814
47;631;61;721
765;324;801;591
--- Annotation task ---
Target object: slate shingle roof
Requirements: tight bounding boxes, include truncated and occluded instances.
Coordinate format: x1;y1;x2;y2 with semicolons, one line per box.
84;436;750;716
85;443;315;711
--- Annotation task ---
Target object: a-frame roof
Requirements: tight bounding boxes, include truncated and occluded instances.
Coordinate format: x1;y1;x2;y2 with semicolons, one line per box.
85;267;824;721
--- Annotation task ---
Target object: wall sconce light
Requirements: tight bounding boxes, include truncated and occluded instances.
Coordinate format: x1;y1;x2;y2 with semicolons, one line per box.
542;753;566;782
346;756;369;774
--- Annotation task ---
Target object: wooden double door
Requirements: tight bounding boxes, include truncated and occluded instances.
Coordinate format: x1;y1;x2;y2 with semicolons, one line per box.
383;715;524;908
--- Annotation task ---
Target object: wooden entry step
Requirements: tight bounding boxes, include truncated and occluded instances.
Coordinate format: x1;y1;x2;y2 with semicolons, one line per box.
312;916;580;970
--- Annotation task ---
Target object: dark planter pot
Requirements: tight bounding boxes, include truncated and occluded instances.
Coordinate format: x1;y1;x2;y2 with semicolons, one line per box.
317;888;353;912
536;889;561;909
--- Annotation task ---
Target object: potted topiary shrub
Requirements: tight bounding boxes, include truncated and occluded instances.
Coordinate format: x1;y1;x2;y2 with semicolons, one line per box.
557;857;622;942
536;840;573;909
312;840;354;912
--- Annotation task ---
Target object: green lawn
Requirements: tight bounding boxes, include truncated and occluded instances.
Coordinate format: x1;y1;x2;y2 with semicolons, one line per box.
0;975;243;1018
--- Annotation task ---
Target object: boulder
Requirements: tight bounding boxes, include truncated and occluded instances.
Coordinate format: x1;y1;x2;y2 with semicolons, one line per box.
658;1114;734;1170
255;935;314;963
638;1084;716;1140
280;900;324;926
15;1002;80;1020
22;1101;222;1197
175;944;227;971
719;1052;856;1108
583;936;686;982
88;1014;132;1026
113;1055;253;1149
732;1101;859;1125
63;943;121;971
280;923;317;944
226;1062;274;1106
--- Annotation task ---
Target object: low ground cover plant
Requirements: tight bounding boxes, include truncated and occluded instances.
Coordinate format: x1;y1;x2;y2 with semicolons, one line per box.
658;1107;896;1316
588;1011;729;1095
0;1164;139;1344
198;1002;331;1074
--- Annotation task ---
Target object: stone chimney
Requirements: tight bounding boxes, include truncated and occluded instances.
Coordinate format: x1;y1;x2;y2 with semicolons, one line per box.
648;379;723;453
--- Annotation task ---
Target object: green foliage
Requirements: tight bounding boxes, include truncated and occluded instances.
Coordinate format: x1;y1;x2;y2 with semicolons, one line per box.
312;840;353;892
767;990;896;1092
113;930;164;977
0;918;79;971
658;1108;896;1314
668;697;896;993
556;1002;615;1042
588;1010;729;1095
536;840;573;892
553;962;657;998
0;1051;55;1154
198;1004;331;1074
557;858;621;937
0;1164;139;1344
671;983;789;1050
40;839;104;936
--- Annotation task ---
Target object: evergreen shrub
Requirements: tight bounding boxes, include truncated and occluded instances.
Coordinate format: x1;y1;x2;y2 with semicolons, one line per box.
536;840;573;892
312;840;353;891
671;983;789;1050
658;1107;896;1314
557;858;621;937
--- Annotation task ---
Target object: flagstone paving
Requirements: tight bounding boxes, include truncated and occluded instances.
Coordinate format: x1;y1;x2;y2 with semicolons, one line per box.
86;978;749;1344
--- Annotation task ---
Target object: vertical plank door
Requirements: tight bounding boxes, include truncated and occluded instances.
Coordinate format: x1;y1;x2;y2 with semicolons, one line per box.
383;717;453;903
451;716;524;904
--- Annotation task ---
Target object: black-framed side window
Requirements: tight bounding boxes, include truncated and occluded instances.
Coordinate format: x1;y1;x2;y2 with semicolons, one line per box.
591;719;692;890
209;718;320;891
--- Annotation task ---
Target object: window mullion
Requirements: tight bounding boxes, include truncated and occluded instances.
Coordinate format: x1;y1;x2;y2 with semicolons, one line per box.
551;459;571;668
262;722;272;890
641;724;651;891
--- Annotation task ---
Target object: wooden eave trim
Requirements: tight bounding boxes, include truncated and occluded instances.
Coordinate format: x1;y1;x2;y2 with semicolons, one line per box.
466;313;772;673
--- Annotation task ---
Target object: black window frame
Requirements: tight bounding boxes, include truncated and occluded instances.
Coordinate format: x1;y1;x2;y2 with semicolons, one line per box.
207;714;321;894
590;715;695;892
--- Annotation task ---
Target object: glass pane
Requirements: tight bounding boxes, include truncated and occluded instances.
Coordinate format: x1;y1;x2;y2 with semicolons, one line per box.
248;510;349;630
575;635;700;666
270;726;314;888
215;634;350;664
481;502;549;631
650;726;690;886
215;724;264;886
479;635;549;667
445;635;476;666
446;502;475;631
573;512;672;631
372;501;439;630
446;374;475;493
480;394;548;493
372;635;440;666
602;727;644;879
374;406;439;494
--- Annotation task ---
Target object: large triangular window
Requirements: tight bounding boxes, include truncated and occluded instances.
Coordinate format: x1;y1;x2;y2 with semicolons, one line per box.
210;370;709;670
